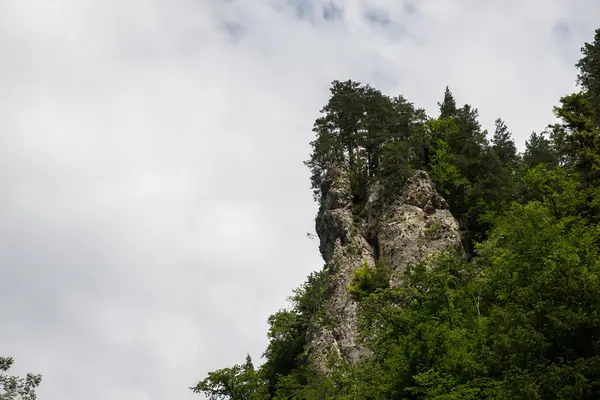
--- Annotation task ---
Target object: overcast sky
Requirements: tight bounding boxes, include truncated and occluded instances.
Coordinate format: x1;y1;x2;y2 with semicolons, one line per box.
1;1;599;399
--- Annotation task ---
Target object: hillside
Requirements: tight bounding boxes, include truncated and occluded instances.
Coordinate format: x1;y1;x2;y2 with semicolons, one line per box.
193;27;600;399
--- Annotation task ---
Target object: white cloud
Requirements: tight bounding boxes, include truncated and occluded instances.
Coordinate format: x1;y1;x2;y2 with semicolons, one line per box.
0;1;598;399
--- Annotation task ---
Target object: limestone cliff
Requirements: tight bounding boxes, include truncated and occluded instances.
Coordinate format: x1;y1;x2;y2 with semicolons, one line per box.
305;168;462;370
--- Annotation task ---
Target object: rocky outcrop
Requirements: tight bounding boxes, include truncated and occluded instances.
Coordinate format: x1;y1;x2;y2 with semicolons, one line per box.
366;170;463;287
308;167;375;368
306;168;462;371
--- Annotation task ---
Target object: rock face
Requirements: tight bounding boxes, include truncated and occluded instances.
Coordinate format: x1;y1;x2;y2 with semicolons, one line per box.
306;168;462;370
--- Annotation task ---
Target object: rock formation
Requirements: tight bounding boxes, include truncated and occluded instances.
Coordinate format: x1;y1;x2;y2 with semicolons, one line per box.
305;168;462;370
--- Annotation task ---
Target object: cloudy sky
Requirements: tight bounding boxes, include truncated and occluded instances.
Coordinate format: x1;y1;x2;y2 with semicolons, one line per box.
1;0;599;399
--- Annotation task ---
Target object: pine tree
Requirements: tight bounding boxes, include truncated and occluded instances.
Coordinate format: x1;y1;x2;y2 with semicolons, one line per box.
523;131;557;168
491;118;518;164
554;93;600;183
576;28;600;126
438;86;457;118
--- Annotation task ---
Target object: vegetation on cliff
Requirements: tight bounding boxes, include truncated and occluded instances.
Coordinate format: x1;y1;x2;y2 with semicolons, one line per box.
194;28;600;399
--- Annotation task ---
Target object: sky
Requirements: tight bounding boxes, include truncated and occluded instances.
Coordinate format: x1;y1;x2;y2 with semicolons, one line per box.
1;0;599;399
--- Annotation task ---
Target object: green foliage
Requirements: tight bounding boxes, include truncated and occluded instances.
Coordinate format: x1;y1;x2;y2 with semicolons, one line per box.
194;25;600;400
345;201;600;399
524;131;558;168
304;78;517;256
427;136;468;200
261;269;329;396
492;118;518;165
474;202;600;398
260;310;306;396
290;269;329;319
553;88;600;221
424;112;514;254
305;80;427;208
348;262;391;302
438;86;457;119
0;358;42;400
521;164;583;218
379;140;412;200
576;28;600;125
192;355;267;400
193;270;329;399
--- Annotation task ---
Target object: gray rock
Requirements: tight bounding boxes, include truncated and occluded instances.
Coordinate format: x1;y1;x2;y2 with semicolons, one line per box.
306;169;462;372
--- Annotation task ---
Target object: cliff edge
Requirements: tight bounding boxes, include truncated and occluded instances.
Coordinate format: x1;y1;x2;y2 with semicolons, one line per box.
306;168;463;370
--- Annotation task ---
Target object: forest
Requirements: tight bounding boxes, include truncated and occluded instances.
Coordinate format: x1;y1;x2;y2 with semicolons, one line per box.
191;26;600;400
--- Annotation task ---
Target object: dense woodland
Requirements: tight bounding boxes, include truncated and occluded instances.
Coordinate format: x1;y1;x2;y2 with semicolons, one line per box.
192;27;600;400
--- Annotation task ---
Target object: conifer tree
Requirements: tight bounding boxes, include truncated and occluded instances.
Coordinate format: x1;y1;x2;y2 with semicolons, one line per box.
438;86;457;118
491;118;518;164
576;28;600;126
